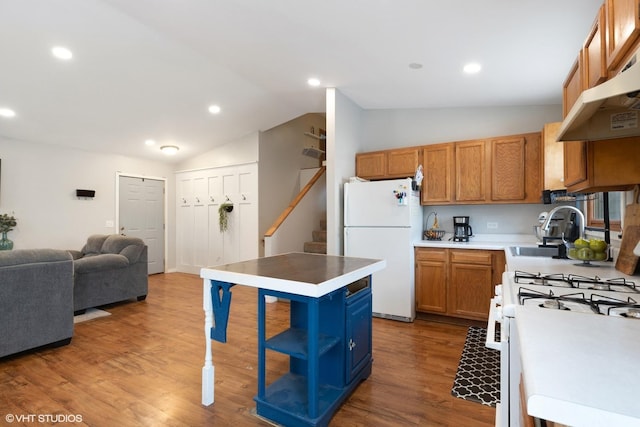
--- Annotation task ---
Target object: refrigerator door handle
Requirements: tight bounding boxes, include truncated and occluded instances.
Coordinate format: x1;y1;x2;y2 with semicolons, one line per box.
343;184;349;226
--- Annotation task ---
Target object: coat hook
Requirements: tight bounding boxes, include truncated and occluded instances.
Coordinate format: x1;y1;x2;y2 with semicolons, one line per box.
182;198;186;204
196;197;200;203
242;194;246;201
225;195;230;202
210;196;214;202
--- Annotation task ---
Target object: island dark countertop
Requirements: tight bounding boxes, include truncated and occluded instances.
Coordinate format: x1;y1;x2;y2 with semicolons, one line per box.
200;252;386;298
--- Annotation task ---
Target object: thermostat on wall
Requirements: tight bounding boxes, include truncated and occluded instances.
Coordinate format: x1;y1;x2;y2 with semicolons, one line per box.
76;189;96;198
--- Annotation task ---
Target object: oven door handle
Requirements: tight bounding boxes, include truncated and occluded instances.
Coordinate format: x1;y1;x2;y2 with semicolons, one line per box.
485;297;501;351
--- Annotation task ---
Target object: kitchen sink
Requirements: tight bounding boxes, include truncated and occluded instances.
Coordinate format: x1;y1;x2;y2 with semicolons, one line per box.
509;246;559;258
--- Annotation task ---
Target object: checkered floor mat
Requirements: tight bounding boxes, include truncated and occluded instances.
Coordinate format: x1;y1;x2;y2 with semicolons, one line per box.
451;326;500;407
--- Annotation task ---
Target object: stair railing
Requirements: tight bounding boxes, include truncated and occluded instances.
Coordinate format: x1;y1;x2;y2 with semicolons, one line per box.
264;167;326;257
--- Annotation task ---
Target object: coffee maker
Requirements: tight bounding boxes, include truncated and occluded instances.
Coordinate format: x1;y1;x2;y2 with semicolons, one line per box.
453;216;473;242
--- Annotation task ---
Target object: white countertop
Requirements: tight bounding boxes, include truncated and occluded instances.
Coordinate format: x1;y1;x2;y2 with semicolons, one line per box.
414;233;534;251
516;306;640;427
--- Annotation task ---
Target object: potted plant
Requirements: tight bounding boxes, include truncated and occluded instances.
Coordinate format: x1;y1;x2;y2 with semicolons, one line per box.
218;203;234;232
0;213;17;250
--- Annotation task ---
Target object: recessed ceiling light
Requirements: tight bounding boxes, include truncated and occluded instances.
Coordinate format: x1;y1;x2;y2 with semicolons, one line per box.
463;62;482;74
160;145;179;155
409;63;423;70
307;78;321;87
145;139;156;146
208;105;221;114
0;108;16;118
51;46;73;60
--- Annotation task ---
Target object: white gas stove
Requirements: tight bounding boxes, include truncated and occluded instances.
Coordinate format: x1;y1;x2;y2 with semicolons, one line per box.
487;269;640;427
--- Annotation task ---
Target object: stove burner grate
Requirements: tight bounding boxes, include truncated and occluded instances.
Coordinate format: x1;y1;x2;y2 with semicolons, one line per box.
514;271;573;287
518;287;596;312
568;274;637;292
589;294;640;316
515;271;638;293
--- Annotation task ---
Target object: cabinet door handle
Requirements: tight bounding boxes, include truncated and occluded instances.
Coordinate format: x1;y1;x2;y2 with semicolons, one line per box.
349;339;356;351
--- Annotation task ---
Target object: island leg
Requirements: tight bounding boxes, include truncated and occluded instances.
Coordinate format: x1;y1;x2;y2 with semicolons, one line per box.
202;278;214;406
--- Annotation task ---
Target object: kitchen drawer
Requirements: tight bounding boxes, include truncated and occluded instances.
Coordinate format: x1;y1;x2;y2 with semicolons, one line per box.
415;248;447;262
450;250;492;265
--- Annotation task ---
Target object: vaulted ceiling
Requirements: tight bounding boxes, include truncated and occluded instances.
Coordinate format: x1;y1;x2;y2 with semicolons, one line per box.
0;0;603;162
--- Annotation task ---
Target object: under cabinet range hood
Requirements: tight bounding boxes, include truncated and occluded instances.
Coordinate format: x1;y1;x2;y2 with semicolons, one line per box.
557;46;640;142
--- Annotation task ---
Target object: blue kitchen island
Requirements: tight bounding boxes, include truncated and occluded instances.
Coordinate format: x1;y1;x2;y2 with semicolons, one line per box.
200;252;385;427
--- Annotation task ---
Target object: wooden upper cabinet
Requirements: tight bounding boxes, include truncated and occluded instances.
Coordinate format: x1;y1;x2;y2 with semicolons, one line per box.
491;137;526;201
563;53;583;117
584;5;608;88
566;137;640;193
455;140;488;202
490;133;542;203
564;141;589;188
355;147;419;180
387;147;420;178
358;132;541;205
542;122;566;190
605;0;640;71
421;143;454;204
355;152;386;179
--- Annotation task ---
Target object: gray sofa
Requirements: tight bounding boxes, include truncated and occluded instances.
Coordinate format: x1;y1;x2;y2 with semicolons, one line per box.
70;234;148;314
0;249;74;358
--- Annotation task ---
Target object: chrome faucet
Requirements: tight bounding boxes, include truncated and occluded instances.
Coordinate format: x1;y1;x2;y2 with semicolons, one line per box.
541;205;585;241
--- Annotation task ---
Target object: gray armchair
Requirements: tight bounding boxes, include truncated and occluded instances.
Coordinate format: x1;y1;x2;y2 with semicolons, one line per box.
70;234;148;314
0;249;74;358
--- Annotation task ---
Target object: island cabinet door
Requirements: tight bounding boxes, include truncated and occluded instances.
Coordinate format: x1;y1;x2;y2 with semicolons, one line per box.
345;290;372;383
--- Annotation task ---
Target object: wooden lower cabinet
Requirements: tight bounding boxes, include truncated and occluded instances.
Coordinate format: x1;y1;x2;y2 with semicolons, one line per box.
415;248;447;313
415;247;505;321
449;250;494;319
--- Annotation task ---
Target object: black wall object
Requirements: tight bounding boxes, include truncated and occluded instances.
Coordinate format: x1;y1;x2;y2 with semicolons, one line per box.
76;189;96;198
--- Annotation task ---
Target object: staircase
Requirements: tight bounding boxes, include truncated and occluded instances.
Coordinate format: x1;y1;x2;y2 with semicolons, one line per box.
303;219;327;254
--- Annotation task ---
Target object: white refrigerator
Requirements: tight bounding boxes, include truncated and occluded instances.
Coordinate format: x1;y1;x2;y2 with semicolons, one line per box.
344;178;423;322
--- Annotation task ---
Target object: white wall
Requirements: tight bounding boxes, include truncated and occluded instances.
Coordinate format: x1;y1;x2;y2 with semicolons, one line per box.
176;131;259;171
0;137;174;258
423;204;551;236
360;105;562;150
326;88;364;255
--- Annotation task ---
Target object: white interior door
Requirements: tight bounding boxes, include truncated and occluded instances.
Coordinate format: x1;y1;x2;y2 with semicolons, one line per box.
119;175;165;274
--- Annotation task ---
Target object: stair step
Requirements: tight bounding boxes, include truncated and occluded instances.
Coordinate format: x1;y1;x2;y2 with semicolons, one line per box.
312;230;327;242
303;241;327;254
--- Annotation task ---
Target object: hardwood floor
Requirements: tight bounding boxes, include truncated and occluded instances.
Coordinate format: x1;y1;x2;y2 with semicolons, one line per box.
0;273;495;426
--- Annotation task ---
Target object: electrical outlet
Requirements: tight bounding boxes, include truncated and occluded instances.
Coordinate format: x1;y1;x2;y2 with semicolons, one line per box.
487;222;498;229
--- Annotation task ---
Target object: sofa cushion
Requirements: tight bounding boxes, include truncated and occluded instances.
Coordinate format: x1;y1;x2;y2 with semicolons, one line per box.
101;235;144;255
82;235;109;255
0;249;72;267
119;245;144;264
74;253;129;274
